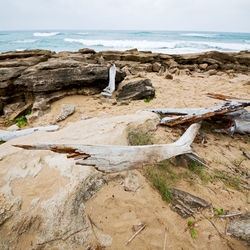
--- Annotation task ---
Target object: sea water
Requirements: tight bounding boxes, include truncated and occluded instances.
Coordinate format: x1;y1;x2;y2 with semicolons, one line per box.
0;30;250;54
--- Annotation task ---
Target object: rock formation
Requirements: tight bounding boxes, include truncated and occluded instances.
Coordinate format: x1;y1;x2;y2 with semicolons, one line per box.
0;49;249;119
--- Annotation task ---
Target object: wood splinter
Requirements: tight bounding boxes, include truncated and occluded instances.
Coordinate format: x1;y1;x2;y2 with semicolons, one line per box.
126;224;146;245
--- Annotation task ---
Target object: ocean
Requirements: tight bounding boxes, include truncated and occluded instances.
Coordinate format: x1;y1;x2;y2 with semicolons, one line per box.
0;30;250;54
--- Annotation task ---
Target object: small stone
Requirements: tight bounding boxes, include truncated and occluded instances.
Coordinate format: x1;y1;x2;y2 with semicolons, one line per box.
152;62;161;72
27;111;39;123
119;100;130;105
199;63;208;70
56;104;75;122
206;69;217;76
165;73;173;80
81;115;92;120
124;171;140;192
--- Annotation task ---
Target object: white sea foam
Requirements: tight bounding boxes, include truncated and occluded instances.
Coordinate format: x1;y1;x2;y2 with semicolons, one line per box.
181;33;216;38
64;38;250;53
15;39;37;43
77;32;89;35
33;32;60;37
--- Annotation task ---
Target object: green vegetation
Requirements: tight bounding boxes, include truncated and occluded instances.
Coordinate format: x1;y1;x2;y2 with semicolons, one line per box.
0;140;5;144
187;220;193;227
191;229;198;239
128;130;153;146
187;220;198;239
15;116;27;128
144;98;152;103
144;168;172;203
214;208;224;215
14;111;32;128
213;168;241;190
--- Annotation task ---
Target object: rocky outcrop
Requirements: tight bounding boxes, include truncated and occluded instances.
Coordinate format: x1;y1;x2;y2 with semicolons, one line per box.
117;79;155;100
0;50;125;117
0;49;249;118
0;111;159;249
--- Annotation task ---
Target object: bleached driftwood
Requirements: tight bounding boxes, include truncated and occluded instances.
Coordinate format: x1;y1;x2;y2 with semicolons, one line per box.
147;100;250;126
14;123;201;173
0;125;59;142
101;64;116;97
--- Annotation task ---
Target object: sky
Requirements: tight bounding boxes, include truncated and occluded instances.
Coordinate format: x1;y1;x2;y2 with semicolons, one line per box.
1;0;250;32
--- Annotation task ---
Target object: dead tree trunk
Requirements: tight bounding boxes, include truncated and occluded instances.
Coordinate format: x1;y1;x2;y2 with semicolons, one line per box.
14;123;201;173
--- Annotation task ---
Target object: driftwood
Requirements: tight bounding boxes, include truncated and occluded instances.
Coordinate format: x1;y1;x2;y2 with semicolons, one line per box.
0;125;59;142
101;64;116;97
14;123;201;173
147;100;250;126
126;224;146;245
170;188;211;218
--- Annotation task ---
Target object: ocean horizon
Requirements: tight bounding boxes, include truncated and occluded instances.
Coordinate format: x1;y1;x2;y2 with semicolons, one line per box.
1;30;250;54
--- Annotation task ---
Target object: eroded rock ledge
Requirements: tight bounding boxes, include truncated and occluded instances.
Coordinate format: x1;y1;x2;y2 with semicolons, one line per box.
0;48;249;118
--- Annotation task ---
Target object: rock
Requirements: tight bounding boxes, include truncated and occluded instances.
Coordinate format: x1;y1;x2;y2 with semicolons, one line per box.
7;124;19;131
125;48;138;53
3;102;25;116
199;63;208;70
117;79;155;101
118;100;130;105
78;48;96;54
14;60;125;93
124;171;141;192
244;80;250;86
157;66;165;76
122;66;131;75
207;64;218;70
165;73;173;80
56;104;75;122
206;69;217;76
26;111;40;123
170;188;211;218
152;62;161;72
226;213;250;245
81;115;92;120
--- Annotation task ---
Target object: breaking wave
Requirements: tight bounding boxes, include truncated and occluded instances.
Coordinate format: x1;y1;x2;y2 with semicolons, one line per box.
14;39;37;43
64;38;250;53
33;32;60;37
181;33;217;38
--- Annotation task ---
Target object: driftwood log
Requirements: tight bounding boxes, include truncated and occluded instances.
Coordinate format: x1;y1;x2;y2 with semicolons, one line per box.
0;125;59;142
147;100;250;126
14;123;201;173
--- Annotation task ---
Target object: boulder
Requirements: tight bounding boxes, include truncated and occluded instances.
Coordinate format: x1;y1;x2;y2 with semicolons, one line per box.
14;60;125;93
117;79;155;100
226;213;250;245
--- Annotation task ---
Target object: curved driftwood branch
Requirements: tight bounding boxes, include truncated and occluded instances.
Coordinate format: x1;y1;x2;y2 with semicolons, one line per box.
14;123;201;173
0;125;59;142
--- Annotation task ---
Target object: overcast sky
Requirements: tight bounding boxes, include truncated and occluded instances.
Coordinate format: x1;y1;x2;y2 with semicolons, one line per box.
1;0;250;32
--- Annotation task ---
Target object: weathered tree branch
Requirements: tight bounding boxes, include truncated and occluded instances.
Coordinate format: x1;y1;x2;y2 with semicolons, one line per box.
14;123;201;173
147;100;250;127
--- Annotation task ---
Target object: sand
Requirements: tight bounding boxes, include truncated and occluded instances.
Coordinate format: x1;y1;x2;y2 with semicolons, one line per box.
2;72;250;249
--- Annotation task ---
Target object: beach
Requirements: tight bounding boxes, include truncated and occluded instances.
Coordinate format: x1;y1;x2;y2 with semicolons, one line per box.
0;48;249;249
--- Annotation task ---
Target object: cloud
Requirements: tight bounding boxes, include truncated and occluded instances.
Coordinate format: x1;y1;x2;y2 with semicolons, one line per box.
0;0;249;32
